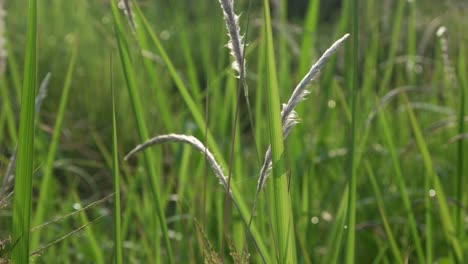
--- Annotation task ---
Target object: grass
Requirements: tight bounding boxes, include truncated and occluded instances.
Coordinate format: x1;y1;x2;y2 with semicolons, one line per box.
1;0;467;263
11;0;36;263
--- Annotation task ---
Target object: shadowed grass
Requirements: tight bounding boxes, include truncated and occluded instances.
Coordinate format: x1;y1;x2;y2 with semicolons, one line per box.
110;1;174;263
31;42;78;249
403;92;463;261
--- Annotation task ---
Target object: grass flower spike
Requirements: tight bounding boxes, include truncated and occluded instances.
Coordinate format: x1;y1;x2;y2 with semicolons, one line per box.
257;34;349;194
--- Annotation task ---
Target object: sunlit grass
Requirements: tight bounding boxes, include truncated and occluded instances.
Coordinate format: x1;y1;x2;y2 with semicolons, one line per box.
0;0;467;263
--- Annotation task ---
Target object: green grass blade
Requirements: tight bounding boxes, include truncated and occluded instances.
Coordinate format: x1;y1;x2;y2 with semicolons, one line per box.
407;0;417;85
31;43;78;249
365;161;403;264
377;100;425;263
344;0;358;262
456;38;466;249
0;78;17;143
298;0;319;76
109;2;174;263
130;3;270;261
262;0;296;262
72;192;105;264
111;55;123;264
325;186;348;264
403;93;463;261
11;0;36;262
380;0;405;91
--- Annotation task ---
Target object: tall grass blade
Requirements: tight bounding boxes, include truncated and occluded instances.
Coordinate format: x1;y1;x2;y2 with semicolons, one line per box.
403;93;462;261
0;73;50;199
365;161;403;263
344;0;358;262
380;0;405;91
31;43;78;249
377;101;425;263
262;0;296;262
11;0;36;262
111;54;123;264
130;2;270;260
110;1;174;263
456;38;466;249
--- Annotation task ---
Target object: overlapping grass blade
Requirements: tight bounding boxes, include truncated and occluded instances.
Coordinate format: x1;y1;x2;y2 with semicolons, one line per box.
130;2;270;261
261;0;296;262
365;161;403;263
109;1;174;263
31;43;78;249
403;93;463;261
377;101;425;263
11;0;37;262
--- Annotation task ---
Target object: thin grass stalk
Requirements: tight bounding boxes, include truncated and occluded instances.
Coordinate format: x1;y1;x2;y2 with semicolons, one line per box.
317;0;349;119
344;0;358;261
406;4;431;259
109;2;174;263
262;0;296;262
11;0;36;262
456;41;466;256
377;101;425;263
402;93;462;261
298;0;319;76
365;161;403;264
0;73;49;200
111;54;123;264
72;192;105;264
380;0;405;91
407;0;416;85
324;186;348;263
31;44;77;249
0;78;17;143
6;41;22;104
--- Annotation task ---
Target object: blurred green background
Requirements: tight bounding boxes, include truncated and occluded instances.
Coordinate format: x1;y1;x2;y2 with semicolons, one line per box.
1;0;467;263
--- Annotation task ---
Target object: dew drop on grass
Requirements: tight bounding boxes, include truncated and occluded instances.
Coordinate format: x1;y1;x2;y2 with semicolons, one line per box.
73;203;82;210
311;217;319;224
321;211;333;222
160;30;171;40
327;100;336;108
429;189;436;197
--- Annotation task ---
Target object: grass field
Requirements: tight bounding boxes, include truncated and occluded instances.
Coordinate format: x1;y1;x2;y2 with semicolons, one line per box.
1;0;467;263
